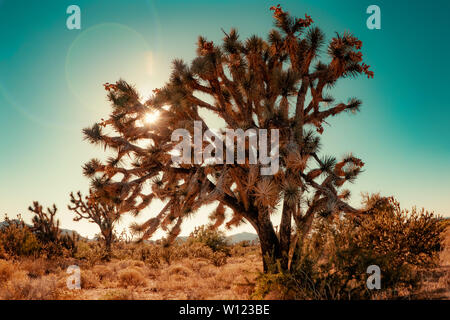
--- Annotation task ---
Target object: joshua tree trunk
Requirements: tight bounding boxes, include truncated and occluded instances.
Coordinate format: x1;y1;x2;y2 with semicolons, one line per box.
103;231;113;261
255;209;283;272
279;204;293;270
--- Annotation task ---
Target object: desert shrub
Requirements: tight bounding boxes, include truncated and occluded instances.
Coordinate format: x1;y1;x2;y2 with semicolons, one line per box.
118;267;147;287
38;239;76;259
255;195;446;300
351;195;445;269
111;242;159;262
20;258;62;279
160;243;194;264
438;218;450;230
188;225;230;254
254;242;346;299
101;288;134;300
169;243;189;260
198;264;217;278
115;259;142;270
136;245;161;268
187;259;210;273
211;251;228;267
20;259;46;279
92;265;115;282
167;264;192;277
74;241;104;266
0;273;58;300
156;241;228;267
186;242;213;259
0;216;42;257
0;213;77;259
0;241;6;259
108;241;135;260
230;244;254;257
231;275;257;298
239;240;252;248
0;259;15;283
161;246;175;265
81;270;100;289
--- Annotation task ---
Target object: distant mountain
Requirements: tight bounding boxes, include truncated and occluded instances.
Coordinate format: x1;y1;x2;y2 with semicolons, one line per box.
170;232;259;245
0;219;29;228
226;232;259;244
176;236;189;243
60;228;83;239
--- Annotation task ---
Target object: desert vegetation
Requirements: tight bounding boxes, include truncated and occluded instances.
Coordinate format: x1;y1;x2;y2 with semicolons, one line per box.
0;220;262;300
0;196;448;300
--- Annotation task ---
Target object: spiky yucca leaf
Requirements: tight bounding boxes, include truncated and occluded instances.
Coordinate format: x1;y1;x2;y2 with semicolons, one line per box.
82;124;103;144
253;178;280;209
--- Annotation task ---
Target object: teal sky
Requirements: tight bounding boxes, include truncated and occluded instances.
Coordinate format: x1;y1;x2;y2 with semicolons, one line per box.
0;0;449;238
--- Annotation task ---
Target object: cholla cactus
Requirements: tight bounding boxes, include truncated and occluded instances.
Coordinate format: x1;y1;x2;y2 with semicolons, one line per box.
82;5;373;271
68;190;120;260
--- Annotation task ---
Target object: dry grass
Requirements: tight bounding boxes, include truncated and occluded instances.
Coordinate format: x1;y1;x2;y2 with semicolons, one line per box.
0;259;15;283
440;224;450;267
100;288;135;300
0;269;59;300
414;226;450;299
118;267;147;288
0;229;448;300
60;246;262;300
0;242;262;300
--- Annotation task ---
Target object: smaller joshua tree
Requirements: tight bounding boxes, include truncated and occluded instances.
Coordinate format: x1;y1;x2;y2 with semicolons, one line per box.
28;202;60;243
68;191;121;260
28;201;77;256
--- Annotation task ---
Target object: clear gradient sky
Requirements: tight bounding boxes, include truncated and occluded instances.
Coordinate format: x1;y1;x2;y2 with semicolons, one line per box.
0;0;449;239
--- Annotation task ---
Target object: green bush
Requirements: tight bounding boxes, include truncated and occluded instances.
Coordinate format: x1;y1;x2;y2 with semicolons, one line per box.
73;241;104;266
255;195;445;300
187;225;230;254
0;216;42;257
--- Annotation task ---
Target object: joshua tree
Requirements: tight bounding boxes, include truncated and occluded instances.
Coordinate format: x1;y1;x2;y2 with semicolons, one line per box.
68;191;120;259
28;202;61;243
28;202;77;256
82;5;374;271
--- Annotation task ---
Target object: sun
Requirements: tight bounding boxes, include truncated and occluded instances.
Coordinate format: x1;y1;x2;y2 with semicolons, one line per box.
144;111;160;124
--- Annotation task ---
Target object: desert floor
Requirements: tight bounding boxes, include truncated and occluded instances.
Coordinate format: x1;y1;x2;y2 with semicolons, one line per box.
0;228;449;300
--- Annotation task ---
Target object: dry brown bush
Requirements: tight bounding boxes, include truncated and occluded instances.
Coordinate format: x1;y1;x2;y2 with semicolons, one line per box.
0;272;58;300
118;267;147;287
0;259;15;283
0;242;7;259
255;195;446;300
92;264;115;282
0;240;264;300
0;216;42;257
198;265;218;278
19;258;63;279
167;264;192;277
101;288;134;300
81;269;100;289
74;241;103;266
211;251;228;267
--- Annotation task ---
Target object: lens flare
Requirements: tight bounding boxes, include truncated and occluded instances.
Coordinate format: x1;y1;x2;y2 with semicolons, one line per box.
144;111;160;123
